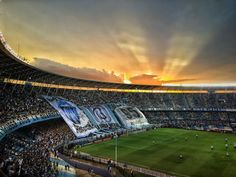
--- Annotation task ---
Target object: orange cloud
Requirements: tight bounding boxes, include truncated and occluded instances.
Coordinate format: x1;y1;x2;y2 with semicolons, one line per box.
130;74;196;85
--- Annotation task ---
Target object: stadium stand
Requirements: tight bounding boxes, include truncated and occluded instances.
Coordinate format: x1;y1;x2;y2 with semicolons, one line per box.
1;84;236;132
0;119;75;177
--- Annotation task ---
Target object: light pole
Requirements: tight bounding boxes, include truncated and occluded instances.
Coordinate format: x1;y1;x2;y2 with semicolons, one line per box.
114;133;118;164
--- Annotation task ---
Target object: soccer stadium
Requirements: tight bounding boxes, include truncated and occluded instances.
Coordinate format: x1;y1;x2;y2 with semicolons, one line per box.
0;1;236;177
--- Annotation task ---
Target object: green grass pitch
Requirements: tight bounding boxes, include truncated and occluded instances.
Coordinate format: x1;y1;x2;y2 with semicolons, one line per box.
76;128;236;177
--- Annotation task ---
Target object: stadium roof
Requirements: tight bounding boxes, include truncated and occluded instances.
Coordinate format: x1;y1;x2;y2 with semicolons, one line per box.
0;32;236;92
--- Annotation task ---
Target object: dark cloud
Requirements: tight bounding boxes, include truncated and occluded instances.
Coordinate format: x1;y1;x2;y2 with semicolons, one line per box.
32;58;123;83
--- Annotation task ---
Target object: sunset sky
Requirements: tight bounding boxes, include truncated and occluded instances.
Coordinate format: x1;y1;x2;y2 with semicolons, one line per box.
0;0;235;85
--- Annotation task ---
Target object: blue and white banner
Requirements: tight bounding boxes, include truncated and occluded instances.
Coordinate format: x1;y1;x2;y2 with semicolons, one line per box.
114;106;149;128
43;96;97;138
83;105;120;127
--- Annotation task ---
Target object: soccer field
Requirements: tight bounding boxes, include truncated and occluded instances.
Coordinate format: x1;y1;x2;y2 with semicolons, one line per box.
76;128;236;177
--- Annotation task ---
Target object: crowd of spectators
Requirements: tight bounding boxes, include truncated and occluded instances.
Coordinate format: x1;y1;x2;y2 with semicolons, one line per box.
58;89;236;110
0;87;57;125
0;119;75;177
1;85;236;114
0;84;236;176
143;111;235;131
0;84;236;133
55;89;236;131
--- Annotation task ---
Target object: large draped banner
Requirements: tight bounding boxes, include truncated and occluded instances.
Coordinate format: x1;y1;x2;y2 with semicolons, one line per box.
43;96;97;138
83;105;120;128
114;106;149;128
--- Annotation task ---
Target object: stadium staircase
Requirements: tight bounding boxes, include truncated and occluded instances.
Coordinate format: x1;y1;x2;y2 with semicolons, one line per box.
50;153;76;177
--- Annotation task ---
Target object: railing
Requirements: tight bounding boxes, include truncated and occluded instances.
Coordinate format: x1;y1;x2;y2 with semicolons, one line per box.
64;150;173;177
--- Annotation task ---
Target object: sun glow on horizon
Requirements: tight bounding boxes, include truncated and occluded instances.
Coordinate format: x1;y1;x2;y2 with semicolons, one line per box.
160;75;173;82
123;73;132;84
